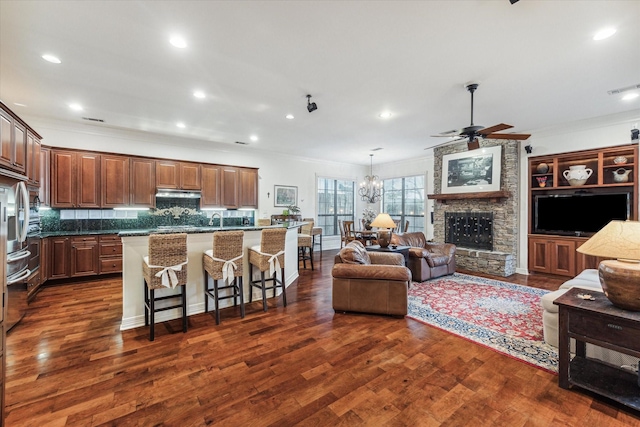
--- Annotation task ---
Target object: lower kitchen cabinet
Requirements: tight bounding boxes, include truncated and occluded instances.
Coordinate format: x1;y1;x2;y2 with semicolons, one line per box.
45;234;123;282
70;236;99;277
99;235;122;274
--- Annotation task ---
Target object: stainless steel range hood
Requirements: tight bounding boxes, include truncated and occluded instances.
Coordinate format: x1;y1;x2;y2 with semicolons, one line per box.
155;189;202;198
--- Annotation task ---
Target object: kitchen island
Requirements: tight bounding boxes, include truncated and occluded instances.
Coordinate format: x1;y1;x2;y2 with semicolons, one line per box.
118;223;303;330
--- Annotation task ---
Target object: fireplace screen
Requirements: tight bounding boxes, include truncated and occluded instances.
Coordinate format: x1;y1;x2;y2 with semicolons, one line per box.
445;212;493;251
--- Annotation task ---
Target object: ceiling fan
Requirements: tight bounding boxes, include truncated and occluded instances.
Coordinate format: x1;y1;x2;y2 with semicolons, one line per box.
431;83;531;150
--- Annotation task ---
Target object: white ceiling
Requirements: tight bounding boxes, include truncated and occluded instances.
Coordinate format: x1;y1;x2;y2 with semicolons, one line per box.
1;1;639;165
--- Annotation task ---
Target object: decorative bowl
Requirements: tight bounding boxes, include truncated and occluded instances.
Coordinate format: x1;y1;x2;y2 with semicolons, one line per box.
613;156;628;165
536;162;549;174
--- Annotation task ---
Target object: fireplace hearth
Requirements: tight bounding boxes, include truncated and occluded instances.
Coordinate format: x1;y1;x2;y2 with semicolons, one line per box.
445;211;493;251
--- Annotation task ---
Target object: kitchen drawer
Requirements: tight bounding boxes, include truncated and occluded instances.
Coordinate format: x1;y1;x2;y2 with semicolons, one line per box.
100;235;121;242
100;258;122;273
568;312;640;353
99;242;122;257
71;236;98;245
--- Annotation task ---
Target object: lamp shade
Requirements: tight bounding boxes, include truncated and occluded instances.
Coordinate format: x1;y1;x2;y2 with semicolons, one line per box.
576;220;640;260
370;213;396;229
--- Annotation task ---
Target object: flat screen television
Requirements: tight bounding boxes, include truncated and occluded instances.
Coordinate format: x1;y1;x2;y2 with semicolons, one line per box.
533;192;631;236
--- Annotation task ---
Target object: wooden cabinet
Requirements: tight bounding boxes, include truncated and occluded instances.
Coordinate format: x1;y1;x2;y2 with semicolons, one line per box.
99;235;122;274
130;157;155;208
51;150;101;208
221;167;239;208
180;162;201;190
26;131;41;186
70;236;99;277
528;144;639;276
0;104;31;175
201;164;221;208
528;235;576;277
49;237;70;279
39;146;50;207
239;168;258;208
156;160;201;190
44;235;120;282
101;155;130;207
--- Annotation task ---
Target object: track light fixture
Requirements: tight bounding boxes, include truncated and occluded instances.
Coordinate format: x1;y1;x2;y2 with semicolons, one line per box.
306;94;317;113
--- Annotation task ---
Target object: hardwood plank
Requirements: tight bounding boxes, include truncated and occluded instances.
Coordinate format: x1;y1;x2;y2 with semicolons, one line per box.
4;253;639;426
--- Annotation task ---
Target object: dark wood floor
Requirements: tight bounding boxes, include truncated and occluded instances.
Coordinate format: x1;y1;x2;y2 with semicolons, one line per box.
5;250;640;426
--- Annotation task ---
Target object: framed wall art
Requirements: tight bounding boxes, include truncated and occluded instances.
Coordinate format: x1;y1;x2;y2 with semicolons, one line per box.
274;185;298;207
441;145;502;194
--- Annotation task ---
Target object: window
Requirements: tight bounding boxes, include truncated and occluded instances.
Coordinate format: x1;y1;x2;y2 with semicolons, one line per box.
317;178;355;236
382;175;425;233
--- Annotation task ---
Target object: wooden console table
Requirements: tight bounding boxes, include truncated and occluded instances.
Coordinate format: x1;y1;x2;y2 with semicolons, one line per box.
554;287;640;411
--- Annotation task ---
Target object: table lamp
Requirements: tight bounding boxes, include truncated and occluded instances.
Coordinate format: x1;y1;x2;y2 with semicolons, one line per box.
576;220;640;311
370;213;397;248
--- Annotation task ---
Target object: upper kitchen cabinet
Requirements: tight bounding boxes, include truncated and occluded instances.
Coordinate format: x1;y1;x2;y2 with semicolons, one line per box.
201;164;221;208
101;154;130;207
155;160;201;190
26;131;41;186
221;167;239;208
180;162;201;190
0;103;32;176
239;168;258;208
39;146;50;207
130;157;155;208
51;149;101;208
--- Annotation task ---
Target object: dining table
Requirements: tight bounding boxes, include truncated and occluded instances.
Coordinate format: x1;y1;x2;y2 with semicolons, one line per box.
353;229;377;246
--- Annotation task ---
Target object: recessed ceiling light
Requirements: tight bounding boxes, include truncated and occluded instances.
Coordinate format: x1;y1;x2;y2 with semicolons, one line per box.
593;28;616;41
42;54;61;64
69;103;83;111
193;91;205;99
379;111;393;119
250;135;258;142
285;114;294;120
170;36;187;48
622;93;639;101
176;122;186;128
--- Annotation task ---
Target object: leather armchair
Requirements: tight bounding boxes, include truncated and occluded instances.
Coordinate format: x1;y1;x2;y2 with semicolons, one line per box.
390;232;456;282
332;241;411;316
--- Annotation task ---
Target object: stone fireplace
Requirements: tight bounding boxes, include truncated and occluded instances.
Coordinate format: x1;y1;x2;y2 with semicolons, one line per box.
430;140;520;276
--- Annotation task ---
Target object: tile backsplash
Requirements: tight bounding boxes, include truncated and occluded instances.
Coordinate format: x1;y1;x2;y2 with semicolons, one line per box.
40;198;255;233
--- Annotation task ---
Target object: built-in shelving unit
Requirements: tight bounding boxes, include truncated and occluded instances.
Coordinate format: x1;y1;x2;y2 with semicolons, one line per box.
528;144;638;277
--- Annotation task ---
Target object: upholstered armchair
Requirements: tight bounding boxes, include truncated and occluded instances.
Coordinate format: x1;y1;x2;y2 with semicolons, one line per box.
390;232;456;282
332;241;412;316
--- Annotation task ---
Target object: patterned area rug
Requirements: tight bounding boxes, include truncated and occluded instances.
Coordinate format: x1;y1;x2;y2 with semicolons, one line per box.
407;272;559;373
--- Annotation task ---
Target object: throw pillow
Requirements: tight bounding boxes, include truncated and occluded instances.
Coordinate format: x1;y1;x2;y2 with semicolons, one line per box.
339;240;371;265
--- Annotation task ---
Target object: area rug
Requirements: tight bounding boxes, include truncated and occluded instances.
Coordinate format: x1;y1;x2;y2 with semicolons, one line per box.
407;273;559;373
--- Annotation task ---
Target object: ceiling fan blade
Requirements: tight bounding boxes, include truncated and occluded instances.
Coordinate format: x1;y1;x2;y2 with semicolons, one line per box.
430;129;461;137
485;132;531;140
425;136;468;150
479;123;513;135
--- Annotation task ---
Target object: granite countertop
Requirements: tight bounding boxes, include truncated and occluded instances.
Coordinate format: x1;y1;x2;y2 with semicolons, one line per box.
37;222;307;238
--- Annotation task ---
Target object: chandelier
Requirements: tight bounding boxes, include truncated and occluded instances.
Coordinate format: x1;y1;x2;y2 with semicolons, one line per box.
359;154;382;203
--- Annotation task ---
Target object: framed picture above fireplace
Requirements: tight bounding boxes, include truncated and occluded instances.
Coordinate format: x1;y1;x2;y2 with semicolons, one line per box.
441;145;502;194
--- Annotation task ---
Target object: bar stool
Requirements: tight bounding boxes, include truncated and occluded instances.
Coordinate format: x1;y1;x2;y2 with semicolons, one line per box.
303;217;322;253
203;230;244;325
142;233;189;341
298;221;314;270
248;228;287;312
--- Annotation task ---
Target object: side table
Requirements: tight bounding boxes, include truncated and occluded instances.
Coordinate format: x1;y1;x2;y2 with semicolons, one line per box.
366;245;411;266
554;287;640;411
